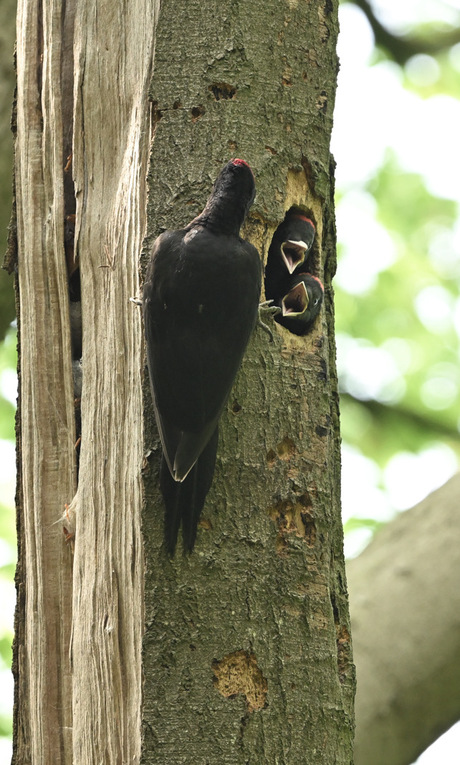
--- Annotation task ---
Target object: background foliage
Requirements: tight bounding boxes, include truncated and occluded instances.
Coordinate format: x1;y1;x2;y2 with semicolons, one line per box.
334;0;460;563
0;0;459;761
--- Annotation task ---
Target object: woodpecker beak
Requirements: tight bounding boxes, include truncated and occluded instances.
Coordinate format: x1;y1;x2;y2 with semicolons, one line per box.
280;240;308;273
282;281;308;316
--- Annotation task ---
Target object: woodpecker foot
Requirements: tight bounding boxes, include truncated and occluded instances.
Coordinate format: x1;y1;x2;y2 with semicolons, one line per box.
259;299;280;311
258;300;281;342
129;297;142;306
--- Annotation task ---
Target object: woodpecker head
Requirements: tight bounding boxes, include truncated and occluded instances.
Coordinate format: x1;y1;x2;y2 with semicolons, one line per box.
275;273;323;335
282;280;309;316
281;274;323;316
219;158;256;207
231;158;253;173
198;158;256;232
280;215;316;274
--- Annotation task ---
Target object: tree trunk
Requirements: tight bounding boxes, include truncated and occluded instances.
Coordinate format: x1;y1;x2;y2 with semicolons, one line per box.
13;0;353;763
142;1;353;763
349;472;460;765
13;0;158;762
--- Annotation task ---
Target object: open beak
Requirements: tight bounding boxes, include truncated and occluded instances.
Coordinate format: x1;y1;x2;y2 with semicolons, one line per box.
280;240;308;274
282;281;308;316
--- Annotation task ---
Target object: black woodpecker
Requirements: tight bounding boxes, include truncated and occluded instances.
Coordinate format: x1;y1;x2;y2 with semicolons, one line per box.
274;273;324;336
264;212;316;302
143;159;261;554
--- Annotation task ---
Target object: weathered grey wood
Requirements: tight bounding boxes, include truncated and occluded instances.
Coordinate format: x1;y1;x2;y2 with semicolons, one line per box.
142;1;354;762
70;0;158;762
14;0;158;762
14;0;76;762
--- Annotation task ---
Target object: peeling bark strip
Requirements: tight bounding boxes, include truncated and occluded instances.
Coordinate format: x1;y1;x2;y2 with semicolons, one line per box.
14;0;159;763
70;0;158;762
143;0;354;763
212;651;268;712
14;0;77;761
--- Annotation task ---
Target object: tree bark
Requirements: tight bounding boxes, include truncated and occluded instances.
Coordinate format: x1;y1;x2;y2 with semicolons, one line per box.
14;0;158;762
142;1;353;763
349;472;460;765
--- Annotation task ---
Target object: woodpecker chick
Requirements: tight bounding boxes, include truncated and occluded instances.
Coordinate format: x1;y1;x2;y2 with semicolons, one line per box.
264;212;316;302
143;159;261;553
275;273;324;336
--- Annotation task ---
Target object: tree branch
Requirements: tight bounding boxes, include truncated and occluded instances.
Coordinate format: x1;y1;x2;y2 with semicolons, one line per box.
347;0;460;65
340;392;460;445
348;472;460;765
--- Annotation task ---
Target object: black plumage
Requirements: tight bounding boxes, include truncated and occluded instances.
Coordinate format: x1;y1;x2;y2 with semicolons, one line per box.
160;427;218;555
274;273;324;336
264;212;316;302
143;159;261;553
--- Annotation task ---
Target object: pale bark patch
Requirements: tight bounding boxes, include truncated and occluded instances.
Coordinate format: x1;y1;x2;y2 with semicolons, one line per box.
212;650;268;712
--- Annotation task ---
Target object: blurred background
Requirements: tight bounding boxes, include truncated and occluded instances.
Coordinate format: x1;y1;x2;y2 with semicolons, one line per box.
0;0;459;761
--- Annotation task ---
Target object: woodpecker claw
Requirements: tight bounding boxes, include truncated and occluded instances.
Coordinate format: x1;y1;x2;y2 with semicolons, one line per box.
259;299;274;309
258;300;281;342
130;296;142;306
258;318;274;341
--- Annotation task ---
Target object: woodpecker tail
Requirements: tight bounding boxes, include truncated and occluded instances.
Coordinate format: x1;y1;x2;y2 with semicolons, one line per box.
160;428;218;555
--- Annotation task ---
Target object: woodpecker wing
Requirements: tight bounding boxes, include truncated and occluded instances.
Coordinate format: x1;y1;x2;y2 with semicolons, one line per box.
160;427;219;554
143;226;261;482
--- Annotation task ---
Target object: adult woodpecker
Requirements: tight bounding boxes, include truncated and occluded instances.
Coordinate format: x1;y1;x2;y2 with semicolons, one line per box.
264;212;316;302
275;273;324;336
143;159;261;554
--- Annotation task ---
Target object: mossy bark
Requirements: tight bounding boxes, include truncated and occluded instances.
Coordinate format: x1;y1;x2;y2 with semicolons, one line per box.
142;1;354;763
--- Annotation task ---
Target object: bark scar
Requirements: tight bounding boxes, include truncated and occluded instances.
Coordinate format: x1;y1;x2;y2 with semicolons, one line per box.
209;82;237;100
268;492;316;553
212;650;267;712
